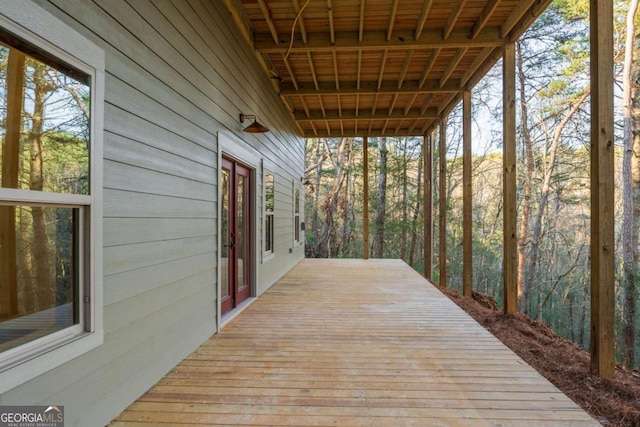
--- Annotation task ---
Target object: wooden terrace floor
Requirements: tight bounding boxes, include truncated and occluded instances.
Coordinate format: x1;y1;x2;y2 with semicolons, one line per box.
111;259;599;426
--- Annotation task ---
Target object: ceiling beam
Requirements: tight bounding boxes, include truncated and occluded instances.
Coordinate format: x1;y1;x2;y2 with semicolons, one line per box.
460;46;494;86
254;28;506;53
440;47;467;87
303;128;428;138
327;0;336;44
506;0;555;42
444;0;468;40
501;0;536;38
415;0;434;40
388;0;400;40
470;0;502;39
257;0;279;44
281;78;463;95
292;0;308;43
294;107;438;121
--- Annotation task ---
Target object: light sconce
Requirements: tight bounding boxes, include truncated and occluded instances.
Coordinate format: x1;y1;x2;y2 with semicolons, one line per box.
239;113;270;133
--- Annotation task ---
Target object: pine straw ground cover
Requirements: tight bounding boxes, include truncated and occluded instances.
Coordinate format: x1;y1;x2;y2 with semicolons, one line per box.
443;288;640;427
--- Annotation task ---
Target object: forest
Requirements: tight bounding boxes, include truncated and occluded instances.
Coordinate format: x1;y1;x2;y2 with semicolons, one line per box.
303;0;640;370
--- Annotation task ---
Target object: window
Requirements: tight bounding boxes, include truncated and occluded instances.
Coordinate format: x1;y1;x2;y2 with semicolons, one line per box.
293;184;301;244
264;172;274;256
0;2;103;392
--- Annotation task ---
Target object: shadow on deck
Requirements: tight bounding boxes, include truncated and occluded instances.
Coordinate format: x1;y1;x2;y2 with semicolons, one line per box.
111;259;599;426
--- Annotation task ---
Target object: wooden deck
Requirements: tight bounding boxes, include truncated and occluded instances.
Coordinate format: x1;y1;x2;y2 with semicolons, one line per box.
111;259;599;426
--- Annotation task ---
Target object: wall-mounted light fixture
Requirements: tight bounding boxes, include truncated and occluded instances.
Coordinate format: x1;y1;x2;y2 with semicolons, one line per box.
240;113;269;133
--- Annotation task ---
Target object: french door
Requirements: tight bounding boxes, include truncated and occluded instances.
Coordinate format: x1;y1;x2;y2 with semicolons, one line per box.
221;157;252;316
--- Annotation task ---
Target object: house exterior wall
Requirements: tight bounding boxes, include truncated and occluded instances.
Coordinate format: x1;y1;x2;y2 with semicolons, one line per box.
0;1;305;426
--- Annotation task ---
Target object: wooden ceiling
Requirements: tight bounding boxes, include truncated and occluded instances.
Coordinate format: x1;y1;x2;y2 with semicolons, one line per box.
224;0;552;138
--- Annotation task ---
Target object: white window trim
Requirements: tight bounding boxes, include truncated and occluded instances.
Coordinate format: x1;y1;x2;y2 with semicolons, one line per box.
292;180;302;247
0;0;104;394
263;168;275;263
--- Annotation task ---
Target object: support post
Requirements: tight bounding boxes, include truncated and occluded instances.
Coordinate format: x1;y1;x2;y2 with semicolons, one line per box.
589;0;615;377
503;43;517;314
363;136;369;259
438;119;447;288
463;91;473;298
423;133;433;280
0;50;25;320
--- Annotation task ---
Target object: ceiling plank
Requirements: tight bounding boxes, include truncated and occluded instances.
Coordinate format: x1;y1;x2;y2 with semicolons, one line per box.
419;48;440;88
470;0;502;39
440;47;467;87
257;0;279;44
387;0;400;40
292;0;309;43
295;107;438;121
443;0;468;40
327;0;336;44
398;49;414;88
282;78;462;95
254;28;505;53
415;0;434;40
501;0;536;38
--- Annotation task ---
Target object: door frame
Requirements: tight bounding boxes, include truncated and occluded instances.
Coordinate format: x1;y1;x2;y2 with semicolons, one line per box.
217;131;261;331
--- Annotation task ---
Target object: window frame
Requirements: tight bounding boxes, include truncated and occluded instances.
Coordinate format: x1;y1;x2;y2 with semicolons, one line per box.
0;0;104;393
293;180;302;246
263;170;275;261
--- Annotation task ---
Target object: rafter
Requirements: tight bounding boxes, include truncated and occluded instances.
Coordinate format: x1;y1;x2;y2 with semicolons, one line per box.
327;0;336;44
332;51;340;90
387;0;400;40
378;49;388;90
307;52;319;90
420;95;434;116
444;0;468;40
388;94;398;114
295;108;437;121
254;28;505;53
460;46;494;86
300;95;310;117
470;0;501;39
419;48;440;88
281;53;299;90
257;0;279;44
415;0;434;40
282;78;462;95
501;0;536;38
357;50;362;89
359;0;366;42
440;48;467;87
398;49;413;88
404;93;419;115
506;0;555;42
292;0;309;43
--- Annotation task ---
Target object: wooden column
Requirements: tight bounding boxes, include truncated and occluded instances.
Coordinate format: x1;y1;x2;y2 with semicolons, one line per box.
423;133;433;280
589;0;615;378
463;91;473;298
363;136;369;259
0;50;25;320
438;120;447;288
503;43;517;314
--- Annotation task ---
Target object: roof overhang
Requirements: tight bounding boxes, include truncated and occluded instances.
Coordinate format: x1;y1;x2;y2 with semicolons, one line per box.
223;0;553;138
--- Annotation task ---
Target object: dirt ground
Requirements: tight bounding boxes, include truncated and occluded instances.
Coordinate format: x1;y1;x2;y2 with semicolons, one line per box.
442;288;640;427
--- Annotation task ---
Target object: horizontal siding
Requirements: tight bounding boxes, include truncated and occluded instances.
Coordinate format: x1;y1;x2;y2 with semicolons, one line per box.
1;0;305;426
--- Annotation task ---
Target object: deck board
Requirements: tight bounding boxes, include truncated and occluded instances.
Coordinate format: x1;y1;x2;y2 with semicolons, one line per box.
111;259;599;426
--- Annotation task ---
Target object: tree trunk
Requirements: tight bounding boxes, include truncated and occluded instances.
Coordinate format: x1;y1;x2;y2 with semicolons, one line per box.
341;138;353;256
372;137;388;258
30;62;55;311
409;143;424;266
312;140;322;256
517;42;534;315
319;138;350;258
622;0;639;368
526;89;590;318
